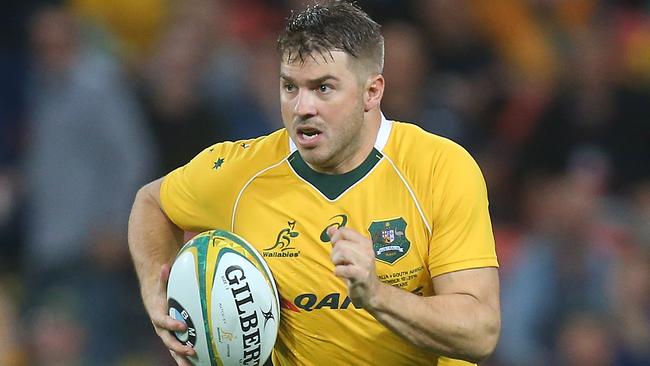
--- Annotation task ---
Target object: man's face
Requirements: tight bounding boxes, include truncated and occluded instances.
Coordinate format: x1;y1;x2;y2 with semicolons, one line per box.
280;51;370;174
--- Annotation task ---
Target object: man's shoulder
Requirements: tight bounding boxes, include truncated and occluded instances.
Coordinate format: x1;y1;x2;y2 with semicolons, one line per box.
385;121;471;165
165;128;291;196
204;129;291;171
159;129;291;232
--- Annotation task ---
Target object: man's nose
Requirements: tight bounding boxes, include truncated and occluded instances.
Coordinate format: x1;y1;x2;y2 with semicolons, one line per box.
294;90;317;117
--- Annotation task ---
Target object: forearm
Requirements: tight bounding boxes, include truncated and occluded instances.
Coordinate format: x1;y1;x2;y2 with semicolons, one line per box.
127;179;184;310
366;281;500;363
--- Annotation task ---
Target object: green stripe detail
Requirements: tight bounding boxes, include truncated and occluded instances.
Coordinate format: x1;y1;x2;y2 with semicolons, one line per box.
288;148;383;200
187;229;278;366
193;234;218;365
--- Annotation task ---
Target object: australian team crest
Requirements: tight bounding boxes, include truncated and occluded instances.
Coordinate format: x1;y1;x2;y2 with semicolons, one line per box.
368;217;410;265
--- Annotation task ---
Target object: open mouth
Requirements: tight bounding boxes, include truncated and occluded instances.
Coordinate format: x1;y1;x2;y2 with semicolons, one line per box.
297;127;322;140
295;126;324;147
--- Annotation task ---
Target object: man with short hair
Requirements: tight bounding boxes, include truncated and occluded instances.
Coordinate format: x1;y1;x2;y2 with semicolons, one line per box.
129;2;500;365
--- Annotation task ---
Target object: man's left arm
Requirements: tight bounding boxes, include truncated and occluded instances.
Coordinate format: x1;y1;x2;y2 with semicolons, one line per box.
329;227;500;364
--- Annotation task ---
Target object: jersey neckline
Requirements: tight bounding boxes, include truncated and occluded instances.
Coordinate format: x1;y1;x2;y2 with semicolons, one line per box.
288;148;384;200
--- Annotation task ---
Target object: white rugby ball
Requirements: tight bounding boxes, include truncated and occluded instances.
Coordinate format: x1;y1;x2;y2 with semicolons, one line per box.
167;229;280;366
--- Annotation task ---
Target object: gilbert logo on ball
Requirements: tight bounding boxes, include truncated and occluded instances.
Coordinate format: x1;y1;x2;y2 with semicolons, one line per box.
167;230;280;366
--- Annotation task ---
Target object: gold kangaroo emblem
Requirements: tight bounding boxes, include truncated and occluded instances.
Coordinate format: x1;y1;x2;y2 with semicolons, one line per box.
221;330;235;342
264;221;300;251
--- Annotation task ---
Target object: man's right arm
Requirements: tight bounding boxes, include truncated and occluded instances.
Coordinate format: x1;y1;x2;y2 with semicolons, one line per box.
127;178;196;362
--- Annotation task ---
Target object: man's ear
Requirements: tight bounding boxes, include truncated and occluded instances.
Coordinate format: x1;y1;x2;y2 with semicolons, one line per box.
364;74;385;112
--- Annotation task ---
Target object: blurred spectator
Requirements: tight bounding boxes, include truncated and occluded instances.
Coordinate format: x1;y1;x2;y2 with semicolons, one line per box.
200;1;284;139
612;0;650;87
473;0;557;153
473;0;557;87
413;0;501;148
556;312;616;366
24;3;154;278
0;143;23;274
139;13;231;174
516;27;617;182
202;45;282;139
22;5;156;364
0;276;25;366
609;232;650;365
24;286;88;366
0;0;33;274
381;22;431;122
68;0;168;70
631;181;650;248
496;169;618;366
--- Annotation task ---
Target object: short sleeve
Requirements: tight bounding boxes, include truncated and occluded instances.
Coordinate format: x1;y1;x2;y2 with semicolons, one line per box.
428;142;498;278
160;144;228;233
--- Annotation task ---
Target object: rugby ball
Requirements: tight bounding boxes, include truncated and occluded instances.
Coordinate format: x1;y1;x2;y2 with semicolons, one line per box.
167;229;280;366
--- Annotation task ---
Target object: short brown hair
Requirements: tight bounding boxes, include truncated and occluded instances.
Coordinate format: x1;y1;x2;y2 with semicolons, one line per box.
277;1;384;74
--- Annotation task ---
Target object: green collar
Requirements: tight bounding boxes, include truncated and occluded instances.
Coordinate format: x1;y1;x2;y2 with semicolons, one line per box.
288;148;383;200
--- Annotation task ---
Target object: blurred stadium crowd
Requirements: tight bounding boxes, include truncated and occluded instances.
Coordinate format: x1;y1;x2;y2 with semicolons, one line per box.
0;0;648;365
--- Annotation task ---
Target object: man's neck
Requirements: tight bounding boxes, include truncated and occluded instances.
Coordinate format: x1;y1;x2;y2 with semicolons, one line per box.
314;110;383;175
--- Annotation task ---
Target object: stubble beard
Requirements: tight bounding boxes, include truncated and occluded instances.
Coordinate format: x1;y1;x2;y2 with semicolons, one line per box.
304;102;366;174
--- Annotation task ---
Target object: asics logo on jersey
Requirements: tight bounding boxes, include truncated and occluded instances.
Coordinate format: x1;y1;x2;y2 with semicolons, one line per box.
319;214;348;242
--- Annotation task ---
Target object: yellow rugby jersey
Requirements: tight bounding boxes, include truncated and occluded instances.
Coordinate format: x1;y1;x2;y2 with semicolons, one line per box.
160;118;498;366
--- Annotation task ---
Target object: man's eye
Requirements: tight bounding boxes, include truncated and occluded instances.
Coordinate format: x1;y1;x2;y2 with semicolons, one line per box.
284;83;295;92
318;85;331;93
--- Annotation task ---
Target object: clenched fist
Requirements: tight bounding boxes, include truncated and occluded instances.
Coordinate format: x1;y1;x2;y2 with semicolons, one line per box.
328;226;382;308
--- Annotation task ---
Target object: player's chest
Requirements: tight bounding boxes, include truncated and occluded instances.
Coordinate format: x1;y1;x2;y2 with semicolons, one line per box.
231;178;434;304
